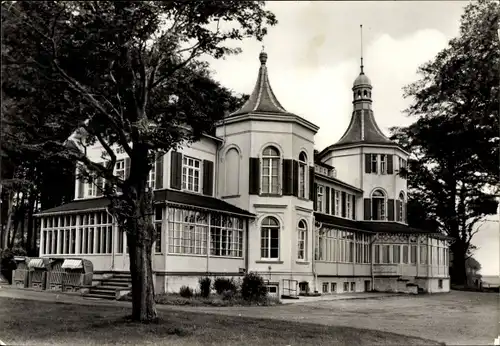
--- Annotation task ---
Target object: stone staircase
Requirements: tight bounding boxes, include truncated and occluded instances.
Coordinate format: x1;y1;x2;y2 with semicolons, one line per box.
85;272;132;300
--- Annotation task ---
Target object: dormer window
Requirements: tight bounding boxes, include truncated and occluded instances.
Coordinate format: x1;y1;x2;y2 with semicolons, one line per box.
261;146;281;194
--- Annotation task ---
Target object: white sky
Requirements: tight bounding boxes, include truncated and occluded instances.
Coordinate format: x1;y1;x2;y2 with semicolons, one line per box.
203;1;499;275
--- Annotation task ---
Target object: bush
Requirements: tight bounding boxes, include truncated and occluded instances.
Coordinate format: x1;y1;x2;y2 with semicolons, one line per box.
241;272;267;302
221;289;236;301
213;277;238;295
179;285;193;298
198;277;212;298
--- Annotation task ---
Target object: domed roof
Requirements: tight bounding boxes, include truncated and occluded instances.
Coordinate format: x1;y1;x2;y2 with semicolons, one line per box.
353;72;371;87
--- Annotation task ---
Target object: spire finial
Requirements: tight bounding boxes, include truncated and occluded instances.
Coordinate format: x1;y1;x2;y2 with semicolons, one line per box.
360;24;364;74
259;45;268;65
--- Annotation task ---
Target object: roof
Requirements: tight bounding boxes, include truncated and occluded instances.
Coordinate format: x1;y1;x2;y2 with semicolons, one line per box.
315;213;440;235
353;72;372;87
314;174;364;193
230;51;294;117
332;109;393;147
37;189;254;218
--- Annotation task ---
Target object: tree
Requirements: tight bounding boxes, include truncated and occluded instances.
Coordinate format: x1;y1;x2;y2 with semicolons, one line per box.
390;0;499;285
1;1;276;322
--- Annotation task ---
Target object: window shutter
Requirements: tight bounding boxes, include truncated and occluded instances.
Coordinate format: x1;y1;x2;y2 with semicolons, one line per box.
388;199;395;221
352;195;356;220
331;189;336;215
403;202;407;223
249;157;260;195
77;166;85;199
282;159;293;195
155;154;164;189
365;154;371;174
125;157;131;179
325;187;330;214
396;200;401;221
96;177;103;197
202;160;214;196
308;166;315;201
341;192;347;217
170;151;182;190
364;198;371;220
292;160;299;197
313;183;318;210
387;155;394;174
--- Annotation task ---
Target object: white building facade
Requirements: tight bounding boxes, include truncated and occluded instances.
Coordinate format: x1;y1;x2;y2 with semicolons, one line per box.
36;51;451;296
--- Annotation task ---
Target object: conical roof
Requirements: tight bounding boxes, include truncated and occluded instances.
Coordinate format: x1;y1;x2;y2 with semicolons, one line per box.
230;51;292;117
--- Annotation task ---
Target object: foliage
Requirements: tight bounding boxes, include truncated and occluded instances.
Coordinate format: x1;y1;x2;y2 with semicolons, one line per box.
213;277;238;295
198;277;212;298
390;0;499;285
179;286;193;299
1;0;276;321
221;289;236;301
241;272;268;302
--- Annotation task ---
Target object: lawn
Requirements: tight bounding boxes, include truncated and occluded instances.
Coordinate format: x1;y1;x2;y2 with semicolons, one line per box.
0;297;441;346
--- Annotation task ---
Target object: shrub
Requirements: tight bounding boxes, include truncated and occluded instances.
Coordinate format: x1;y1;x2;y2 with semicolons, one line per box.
241;272;267;302
198;277;212;298
213;277;238;295
221;289;236;301
179;285;193;298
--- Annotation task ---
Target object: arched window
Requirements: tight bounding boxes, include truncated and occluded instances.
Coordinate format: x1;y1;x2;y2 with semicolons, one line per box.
297;220;307;260
298;152;307;198
371;189;386;221
357;90;361;99
261;146;281;194
224;148;240;196
261;216;280;259
398;192;405;222
363;90;368;97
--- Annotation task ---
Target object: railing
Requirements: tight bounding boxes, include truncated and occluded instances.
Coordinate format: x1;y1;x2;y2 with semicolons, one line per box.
373;264;400;276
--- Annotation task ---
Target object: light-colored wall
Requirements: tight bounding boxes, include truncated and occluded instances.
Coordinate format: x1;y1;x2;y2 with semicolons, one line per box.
315;262;371;276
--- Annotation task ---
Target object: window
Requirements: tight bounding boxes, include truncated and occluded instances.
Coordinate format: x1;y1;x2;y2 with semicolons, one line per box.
374;245;380;264
410;245;417;264
298;152;307;198
438;279;443;289
210;214;244;257
182;156;201;193
261;216;280;259
346;194;352;219
297;220;307;260
343;282;349;292
350;282;356;291
261;146;280;194
335;191;340;216
115;160;125;180
382;245;390;264
315;227;337;262
380;154;387;174
420;246;428;264
168;208;208;255
393;245;400;264
41;212;113;256
371;189;386;221
371;154;378;174
148;169;156;190
154;205;162;253
331;282;337;293
402;245;409;264
317;185;324;212
322;282;329;293
399;157;407;170
225;148;240;196
398;192;405;222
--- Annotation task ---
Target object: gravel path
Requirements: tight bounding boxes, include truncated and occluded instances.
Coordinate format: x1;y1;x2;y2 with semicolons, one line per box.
0;287;496;345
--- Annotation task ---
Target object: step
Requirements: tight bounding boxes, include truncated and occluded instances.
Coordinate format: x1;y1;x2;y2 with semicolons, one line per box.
113;273;131;278
108;277;131;282
84;293;116;300
105;279;131;285
89;288;116;295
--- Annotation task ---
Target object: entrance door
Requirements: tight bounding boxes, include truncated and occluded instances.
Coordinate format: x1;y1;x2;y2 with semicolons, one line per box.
364;280;371;292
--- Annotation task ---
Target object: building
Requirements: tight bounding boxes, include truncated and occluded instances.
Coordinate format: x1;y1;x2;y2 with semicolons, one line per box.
36;50;452;296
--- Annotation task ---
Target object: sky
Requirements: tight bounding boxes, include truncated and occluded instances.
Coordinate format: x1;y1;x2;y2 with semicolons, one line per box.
202;1;499;276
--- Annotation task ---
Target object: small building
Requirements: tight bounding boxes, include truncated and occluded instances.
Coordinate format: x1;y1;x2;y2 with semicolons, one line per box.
35;50;452;296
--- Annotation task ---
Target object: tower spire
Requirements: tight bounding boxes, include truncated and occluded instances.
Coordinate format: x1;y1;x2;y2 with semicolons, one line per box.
360;24;364;74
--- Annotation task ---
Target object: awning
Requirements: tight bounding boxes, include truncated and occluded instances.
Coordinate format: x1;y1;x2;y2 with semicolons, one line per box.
61;259;83;269
28;258;47;269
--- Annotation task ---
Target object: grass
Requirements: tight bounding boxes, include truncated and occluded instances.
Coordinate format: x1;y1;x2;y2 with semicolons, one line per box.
0;297;441;345
119;291;282;307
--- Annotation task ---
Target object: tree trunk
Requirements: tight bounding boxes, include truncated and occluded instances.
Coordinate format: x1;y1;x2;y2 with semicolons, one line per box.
450;240;467;286
4;191;14;249
26;190;37;254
